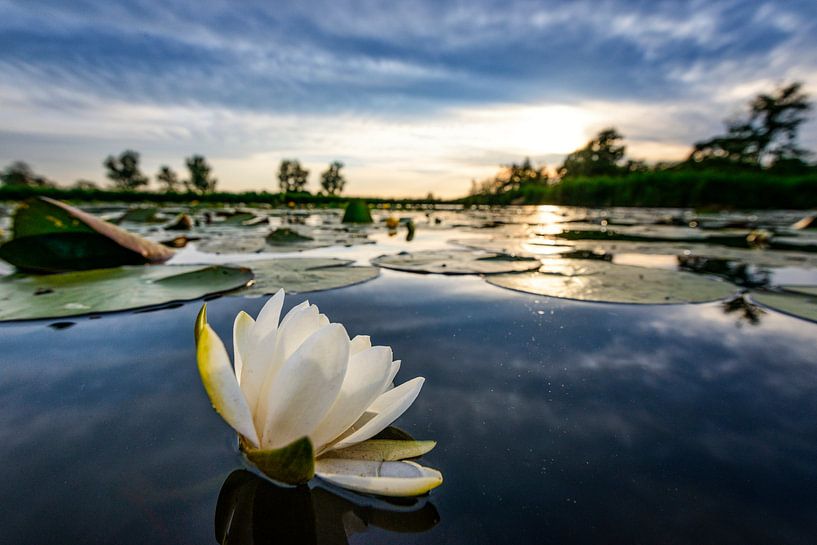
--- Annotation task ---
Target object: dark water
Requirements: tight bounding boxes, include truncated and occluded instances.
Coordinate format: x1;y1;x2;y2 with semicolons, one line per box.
2;270;817;544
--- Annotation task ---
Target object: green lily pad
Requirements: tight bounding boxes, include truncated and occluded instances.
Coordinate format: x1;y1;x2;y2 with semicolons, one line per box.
449;237;574;257
242;436;315;485
0;264;253;321
781;285;817;297
266;227;314;244
0;197;173;272
220;211;266;226
323;440;436;462
196;236;267;254
115;207;160;223
750;290;817;323
237;258;379;294
342;200;373;223
371;250;541;275
485;259;737;304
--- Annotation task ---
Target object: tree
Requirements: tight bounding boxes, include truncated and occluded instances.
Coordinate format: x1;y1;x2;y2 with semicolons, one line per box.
497;157;548;192
72;179;99;190
156;166;181;192
104;150;149;190
185;155;217;193
278;159;310;193
558;128;627;178
0;161;54;187
687;82;812;169
319;161;346;195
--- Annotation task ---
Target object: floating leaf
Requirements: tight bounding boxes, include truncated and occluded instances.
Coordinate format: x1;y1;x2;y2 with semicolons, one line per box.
115;207;160;223
242;436;315;485
220;211;265;226
0;264;253;321
449;237;573;257
371;250;541;275
323;440;436;461
266;227;314;244
782;285;817;297
342;200;373;223
196;236;267;254
750;290;817;323
237;258;379;294
0;197;173;272
486;259;737;304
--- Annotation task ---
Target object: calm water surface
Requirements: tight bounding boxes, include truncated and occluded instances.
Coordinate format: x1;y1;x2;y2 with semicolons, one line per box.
1;270;817;544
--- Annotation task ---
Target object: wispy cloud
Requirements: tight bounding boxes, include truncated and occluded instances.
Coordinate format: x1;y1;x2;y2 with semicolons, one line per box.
0;0;815;196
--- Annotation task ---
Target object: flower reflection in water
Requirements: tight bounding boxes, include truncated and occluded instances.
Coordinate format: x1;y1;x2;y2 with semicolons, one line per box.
215;470;440;545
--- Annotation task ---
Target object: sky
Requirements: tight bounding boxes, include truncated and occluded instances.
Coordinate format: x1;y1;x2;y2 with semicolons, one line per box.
1;0;816;197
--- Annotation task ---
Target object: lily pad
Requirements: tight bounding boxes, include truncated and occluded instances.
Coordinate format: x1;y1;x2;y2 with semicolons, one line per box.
485;259;737;304
115;207;160;223
266;227;314;244
750;290;817;323
196;236;267;254
0;264;253;321
323;440;436;462
0;197;173;272
781;285;817;297
449;237;574;257
219;211;266;226
237;258;379;294
371;250;541;275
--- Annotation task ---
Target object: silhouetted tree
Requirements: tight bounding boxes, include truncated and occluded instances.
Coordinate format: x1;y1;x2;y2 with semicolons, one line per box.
72;179;99;190
278;159;310;193
319;161;346;195
185;155;217;193
687;82;812;169
498;157;548;192
558;128;627;178
104;150;149;190
156;165;181;192
0;161;54;187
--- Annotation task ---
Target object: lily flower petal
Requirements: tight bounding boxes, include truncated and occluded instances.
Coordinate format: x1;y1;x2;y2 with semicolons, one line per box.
315;459;443;497
350;335;371;354
329;377;424;451
310;346;394;451
197;324;260;447
232;311;255;384
258;323;350;449
278;300;310;330
383;360;401;392
253;304;325;425
253;289;285;341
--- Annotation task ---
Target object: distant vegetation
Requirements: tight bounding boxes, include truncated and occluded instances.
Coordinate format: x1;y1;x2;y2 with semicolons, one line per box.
3;81;817;209
465;81;817;208
2;151;353;201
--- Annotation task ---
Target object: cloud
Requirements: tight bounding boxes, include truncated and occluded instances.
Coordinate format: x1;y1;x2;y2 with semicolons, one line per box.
1;0;816;196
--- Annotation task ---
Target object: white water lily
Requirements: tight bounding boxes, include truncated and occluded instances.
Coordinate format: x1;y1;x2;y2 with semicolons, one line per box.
195;289;442;497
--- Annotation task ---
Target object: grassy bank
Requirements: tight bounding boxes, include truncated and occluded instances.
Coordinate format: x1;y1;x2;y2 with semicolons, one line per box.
0;185;441;207
461;170;817;209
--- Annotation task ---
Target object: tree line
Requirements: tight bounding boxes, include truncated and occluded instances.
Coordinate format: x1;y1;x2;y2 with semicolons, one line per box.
470;81;815;197
1;154;349;196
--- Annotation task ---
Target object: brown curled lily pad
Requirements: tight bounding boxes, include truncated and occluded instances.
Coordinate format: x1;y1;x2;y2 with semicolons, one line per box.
371;250;541;275
485;259;737;304
237;258;379;295
750;290;817;323
0;197;173;272
0;264;253;321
